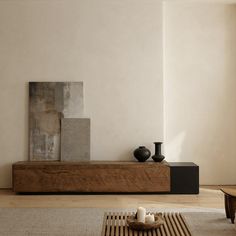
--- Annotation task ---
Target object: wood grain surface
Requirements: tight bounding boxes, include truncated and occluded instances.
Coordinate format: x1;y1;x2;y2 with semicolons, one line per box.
12;161;170;193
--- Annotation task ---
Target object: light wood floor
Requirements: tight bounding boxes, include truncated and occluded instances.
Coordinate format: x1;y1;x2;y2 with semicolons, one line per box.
0;186;235;209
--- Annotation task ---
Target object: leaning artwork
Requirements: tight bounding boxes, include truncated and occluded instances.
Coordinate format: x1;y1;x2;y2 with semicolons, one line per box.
29;82;84;161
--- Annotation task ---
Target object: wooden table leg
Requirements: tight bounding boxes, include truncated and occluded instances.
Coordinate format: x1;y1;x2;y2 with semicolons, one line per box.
225;195;230;218
229;196;235;224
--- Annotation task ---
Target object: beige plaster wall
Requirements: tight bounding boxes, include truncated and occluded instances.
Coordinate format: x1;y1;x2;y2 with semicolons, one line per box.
0;0;163;188
164;2;236;184
1;0;235;187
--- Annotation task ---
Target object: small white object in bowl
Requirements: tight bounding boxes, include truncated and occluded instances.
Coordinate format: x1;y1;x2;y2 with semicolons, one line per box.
137;207;146;223
145;214;155;224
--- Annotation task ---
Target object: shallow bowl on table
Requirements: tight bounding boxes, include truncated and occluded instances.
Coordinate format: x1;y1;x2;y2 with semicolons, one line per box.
126;213;164;231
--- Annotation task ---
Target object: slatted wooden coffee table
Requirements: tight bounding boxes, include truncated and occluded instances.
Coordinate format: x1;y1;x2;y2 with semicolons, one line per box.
101;212;192;236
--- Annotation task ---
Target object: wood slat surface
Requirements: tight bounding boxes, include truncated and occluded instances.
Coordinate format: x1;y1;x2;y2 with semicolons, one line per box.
13;161;170;193
101;212;191;236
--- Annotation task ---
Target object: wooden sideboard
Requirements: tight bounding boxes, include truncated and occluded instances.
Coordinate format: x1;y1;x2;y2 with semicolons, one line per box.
12;161;171;193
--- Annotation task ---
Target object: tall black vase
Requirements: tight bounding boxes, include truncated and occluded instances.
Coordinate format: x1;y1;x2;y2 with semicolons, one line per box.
152;142;165;162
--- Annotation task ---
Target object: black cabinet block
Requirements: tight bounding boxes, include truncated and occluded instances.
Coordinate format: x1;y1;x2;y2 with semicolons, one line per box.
169;162;199;194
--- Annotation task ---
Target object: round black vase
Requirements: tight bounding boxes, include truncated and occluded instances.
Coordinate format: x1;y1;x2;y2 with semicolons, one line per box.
133;146;151;162
152;142;165;162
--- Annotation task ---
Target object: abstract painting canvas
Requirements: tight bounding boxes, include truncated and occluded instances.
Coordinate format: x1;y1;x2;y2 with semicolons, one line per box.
29;82;84;161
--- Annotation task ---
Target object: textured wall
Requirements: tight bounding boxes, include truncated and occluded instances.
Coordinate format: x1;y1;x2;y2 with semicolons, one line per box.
0;0;163;187
164;2;236;184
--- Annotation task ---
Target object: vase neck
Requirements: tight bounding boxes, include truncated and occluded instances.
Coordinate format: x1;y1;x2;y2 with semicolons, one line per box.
154;143;162;155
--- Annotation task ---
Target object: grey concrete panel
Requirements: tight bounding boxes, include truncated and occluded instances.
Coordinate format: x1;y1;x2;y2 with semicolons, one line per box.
61;118;90;161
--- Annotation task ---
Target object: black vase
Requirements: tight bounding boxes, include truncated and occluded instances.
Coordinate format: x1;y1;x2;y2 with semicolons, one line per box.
133;146;151;162
152;142;165;162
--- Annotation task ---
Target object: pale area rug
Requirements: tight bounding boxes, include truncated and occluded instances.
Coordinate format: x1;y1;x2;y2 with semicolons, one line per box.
0;208;235;236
